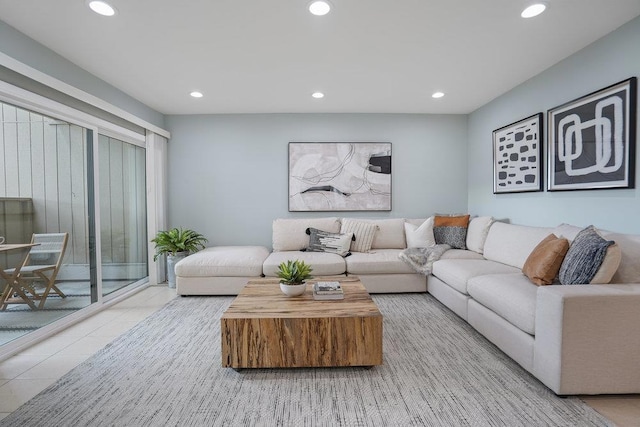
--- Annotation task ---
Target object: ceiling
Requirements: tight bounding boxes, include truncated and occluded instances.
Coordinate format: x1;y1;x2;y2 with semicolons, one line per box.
1;0;640;115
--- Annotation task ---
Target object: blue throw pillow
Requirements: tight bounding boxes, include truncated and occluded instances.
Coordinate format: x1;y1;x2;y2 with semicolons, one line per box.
558;226;614;285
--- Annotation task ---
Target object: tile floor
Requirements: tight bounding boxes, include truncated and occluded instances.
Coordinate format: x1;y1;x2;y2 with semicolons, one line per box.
0;285;637;426
0;285;177;420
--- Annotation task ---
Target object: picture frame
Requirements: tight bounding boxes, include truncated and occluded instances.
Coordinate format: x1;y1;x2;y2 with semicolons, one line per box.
547;77;637;191
288;142;391;212
492;113;543;193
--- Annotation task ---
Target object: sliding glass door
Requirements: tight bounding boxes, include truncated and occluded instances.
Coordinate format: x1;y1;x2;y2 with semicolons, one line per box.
0;102;94;344
98;135;147;296
0;98;150;347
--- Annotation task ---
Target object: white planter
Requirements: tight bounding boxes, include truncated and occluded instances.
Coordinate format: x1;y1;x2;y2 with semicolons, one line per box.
280;282;307;297
166;252;188;289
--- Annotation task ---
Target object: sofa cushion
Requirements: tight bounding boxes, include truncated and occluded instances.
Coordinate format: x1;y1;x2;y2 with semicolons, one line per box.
439;249;485;260
272;218;341;251
483;222;554;269
404;217;435;248
522;234;570;285
340;219;378;252
433;214;470;249
431;259;521;295
263;251;346;276
466;216;494;254
306;227;353;257
175;246;270;277
467;273;538;335
559;226;615;285
345;249;416;274
344;218;406;249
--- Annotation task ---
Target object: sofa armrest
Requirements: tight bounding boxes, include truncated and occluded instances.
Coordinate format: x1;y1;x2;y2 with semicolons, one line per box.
533;284;640;395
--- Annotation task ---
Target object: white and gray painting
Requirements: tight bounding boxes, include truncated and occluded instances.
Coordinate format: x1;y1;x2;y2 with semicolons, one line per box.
289;142;391;211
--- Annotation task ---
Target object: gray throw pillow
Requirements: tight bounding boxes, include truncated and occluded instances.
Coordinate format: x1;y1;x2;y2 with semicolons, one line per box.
305;227;354;257
558;225;614;285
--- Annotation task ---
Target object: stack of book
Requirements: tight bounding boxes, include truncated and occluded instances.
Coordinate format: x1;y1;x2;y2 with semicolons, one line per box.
313;281;344;300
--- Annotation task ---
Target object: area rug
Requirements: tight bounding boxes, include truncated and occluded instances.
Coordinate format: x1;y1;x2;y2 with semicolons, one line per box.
1;294;610;426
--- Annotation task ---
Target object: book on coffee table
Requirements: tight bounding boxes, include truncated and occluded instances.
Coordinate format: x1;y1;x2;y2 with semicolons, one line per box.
313;290;344;300
314;281;342;294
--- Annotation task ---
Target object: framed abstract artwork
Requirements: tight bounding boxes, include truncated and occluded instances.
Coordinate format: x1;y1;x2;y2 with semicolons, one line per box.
548;77;637;191
288;142;391;212
492;113;543;193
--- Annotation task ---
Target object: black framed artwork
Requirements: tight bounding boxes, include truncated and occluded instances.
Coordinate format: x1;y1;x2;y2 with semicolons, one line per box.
492;113;543;193
547;77;637;191
288;142;391;212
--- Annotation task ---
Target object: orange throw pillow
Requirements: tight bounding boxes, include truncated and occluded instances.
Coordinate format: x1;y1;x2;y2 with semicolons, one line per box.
522;234;570;286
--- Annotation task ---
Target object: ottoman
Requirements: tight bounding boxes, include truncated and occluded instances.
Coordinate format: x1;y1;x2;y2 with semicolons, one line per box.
175;246;270;295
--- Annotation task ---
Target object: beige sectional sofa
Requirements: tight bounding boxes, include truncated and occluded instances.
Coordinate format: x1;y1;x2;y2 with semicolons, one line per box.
262;217;428;293
174;216;640;395
429;221;640;396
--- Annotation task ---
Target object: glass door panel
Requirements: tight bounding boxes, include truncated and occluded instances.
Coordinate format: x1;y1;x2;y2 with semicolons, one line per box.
0;102;93;345
98;135;147;296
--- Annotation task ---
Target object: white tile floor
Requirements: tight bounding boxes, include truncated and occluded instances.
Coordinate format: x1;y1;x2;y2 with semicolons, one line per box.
0;286;637;425
0;285;177;420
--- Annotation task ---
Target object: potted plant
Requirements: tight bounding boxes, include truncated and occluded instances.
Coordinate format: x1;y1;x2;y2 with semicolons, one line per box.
276;259;313;297
151;227;208;288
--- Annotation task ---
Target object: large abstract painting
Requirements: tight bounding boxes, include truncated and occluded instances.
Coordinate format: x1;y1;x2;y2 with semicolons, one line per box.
289;142;391;211
492;113;543;193
548;77;637;191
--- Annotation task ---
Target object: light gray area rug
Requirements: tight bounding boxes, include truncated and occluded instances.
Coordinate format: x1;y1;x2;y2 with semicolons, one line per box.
1;294;610;426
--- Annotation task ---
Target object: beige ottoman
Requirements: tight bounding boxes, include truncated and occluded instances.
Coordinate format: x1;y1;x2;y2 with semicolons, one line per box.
175;246;270;295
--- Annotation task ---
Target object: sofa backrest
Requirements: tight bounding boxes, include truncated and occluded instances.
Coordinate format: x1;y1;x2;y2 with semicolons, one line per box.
347;218;406;249
483;222;553;269
272;217;341;251
606;232;640;283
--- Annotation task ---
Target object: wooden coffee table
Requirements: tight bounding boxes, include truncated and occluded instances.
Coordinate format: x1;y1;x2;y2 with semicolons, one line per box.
221;276;383;369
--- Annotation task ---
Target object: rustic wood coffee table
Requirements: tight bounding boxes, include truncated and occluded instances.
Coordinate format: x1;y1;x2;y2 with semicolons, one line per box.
221;276;383;369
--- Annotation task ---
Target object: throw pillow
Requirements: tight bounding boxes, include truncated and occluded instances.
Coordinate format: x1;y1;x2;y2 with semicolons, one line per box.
433;214;470;249
466;216;494;254
522;234;570;285
340;219;378;253
305;227;354;257
590;243;622;284
404;217;435;248
559;226;615;285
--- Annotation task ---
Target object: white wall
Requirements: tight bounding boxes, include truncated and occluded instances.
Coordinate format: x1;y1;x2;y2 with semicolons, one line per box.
467;16;640;233
166;113;468;248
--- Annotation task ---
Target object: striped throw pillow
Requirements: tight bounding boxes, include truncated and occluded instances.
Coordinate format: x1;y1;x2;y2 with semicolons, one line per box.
340;219;379;253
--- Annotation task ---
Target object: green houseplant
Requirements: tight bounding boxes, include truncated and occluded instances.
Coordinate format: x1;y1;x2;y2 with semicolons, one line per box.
276;259;313;297
151;228;208;288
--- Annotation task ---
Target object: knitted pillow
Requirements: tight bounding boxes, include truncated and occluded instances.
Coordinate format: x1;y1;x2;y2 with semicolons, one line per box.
433;215;470;249
305;228;354;257
559;226;615;285
340;219;378;252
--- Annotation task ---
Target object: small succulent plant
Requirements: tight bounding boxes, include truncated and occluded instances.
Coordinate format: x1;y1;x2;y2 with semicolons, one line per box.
276;260;313;285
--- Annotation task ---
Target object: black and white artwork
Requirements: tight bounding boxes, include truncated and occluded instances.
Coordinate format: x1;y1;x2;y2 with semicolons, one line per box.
492;113;543;193
548;77;637;191
289;142;391;212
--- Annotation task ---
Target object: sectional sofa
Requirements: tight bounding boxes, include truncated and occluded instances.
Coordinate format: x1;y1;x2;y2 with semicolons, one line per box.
174;216;640;396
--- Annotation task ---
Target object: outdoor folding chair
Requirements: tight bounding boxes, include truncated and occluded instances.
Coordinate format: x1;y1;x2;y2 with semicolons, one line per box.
2;233;69;310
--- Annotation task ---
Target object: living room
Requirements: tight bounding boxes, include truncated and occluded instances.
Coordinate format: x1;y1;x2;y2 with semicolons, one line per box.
1;1;640;425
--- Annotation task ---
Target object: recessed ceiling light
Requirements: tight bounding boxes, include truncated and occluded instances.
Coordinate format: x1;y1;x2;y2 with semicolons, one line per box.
432;92;445;99
309;1;331;16
312;92;325;99
190;91;204;98
87;0;116;16
521;3;547;18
